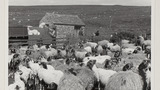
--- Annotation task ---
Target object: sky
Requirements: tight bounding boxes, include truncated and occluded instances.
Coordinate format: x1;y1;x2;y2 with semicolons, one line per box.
9;0;151;6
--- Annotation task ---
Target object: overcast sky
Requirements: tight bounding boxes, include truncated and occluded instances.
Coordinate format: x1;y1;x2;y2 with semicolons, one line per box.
9;0;151;6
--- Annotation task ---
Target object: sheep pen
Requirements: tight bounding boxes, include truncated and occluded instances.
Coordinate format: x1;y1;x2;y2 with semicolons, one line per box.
105;71;143;90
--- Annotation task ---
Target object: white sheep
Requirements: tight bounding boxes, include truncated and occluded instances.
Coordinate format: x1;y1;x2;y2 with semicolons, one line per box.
37;63;64;85
27;59;40;75
57;49;67;58
18;64;34;83
39;22;46;28
84;46;92;53
27;26;40;35
40;45;47;50
8;71;25;90
83;55;111;65
95;45;103;55
108;43;121;52
28;30;40;35
87;60;117;89
8;53;14;64
121;39;130;44
98;40;109;47
84;42;98;48
71;49;88;60
43;48;58;58
122;48;135;55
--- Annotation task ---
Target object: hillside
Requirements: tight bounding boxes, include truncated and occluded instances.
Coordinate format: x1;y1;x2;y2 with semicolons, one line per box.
9;5;151;39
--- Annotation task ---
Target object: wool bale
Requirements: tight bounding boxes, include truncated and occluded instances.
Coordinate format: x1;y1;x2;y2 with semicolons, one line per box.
105;71;143;90
58;74;85;90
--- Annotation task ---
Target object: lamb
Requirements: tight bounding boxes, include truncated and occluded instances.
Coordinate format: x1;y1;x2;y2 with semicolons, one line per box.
8;70;25;90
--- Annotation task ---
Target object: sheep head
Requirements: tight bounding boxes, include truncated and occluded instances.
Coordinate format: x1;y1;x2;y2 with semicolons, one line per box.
87;60;96;70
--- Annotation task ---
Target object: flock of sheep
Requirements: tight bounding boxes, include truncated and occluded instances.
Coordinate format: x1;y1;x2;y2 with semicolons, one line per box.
8;35;151;90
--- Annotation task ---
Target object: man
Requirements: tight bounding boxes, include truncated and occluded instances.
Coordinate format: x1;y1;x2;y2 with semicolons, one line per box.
94;30;99;36
49;25;56;37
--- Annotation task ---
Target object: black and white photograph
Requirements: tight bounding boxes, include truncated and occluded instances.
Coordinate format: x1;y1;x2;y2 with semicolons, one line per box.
8;0;152;90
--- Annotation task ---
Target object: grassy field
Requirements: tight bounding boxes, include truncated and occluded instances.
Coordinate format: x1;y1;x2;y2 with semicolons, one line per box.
9;5;151;40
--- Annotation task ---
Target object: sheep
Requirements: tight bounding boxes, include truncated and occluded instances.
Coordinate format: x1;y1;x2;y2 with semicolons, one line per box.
18;64;34;84
26;58;40;75
105;71;143;90
39;62;55;71
87;60;117;89
83;55;111;65
68;67;97;90
8;70;25;90
40;45;47;50
8;53;14;64
84;46;92;53
37;62;64;85
28;30;40;35
137;36;151;50
43;48;58;58
57;49;67;58
98;40;109;48
108;43;121;52
145;46;151;59
122;48;135;55
57;74;85;90
94;45;103;55
32;44;40;51
122;62;134;71
138;60;151;90
121;43;136;49
27;26;40;35
121;39;130;45
39;22;46;28
142;40;151;50
122;46;142;55
84;42;98;48
71;49;88;62
9;55;21;72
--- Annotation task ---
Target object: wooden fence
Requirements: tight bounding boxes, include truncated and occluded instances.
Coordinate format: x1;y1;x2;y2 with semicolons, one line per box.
9;37;69;48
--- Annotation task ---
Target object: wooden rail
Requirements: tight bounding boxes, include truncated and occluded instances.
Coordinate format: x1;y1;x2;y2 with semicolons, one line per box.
9;38;69;47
